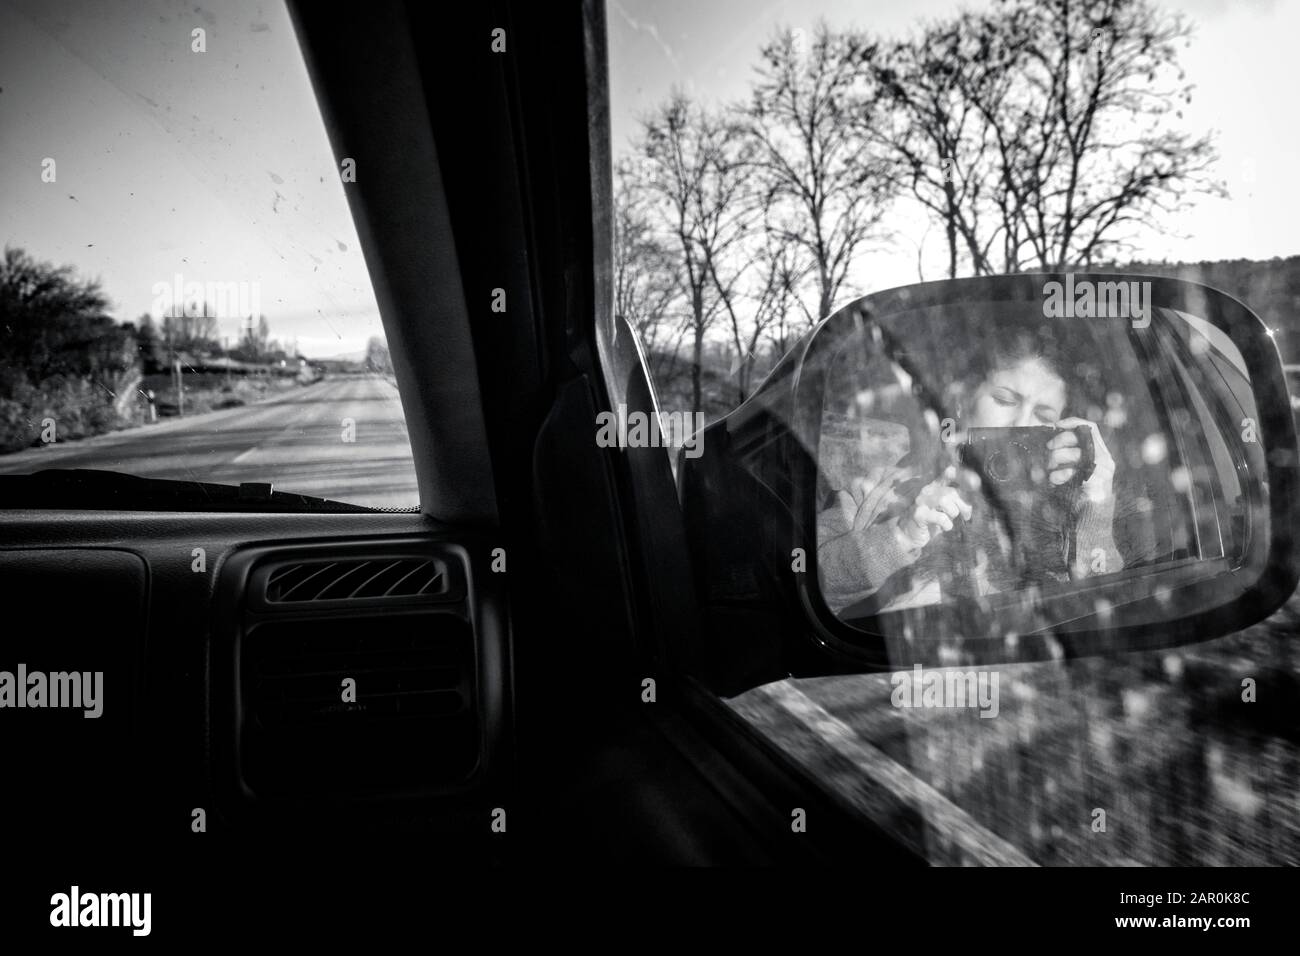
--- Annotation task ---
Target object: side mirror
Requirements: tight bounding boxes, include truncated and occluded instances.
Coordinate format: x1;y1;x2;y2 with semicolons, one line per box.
679;274;1300;696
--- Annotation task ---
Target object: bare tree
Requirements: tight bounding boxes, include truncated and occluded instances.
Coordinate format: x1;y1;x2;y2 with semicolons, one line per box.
872;15;1009;277
874;0;1222;275
749;24;898;318
751;227;814;370
991;0;1223;269
613;158;689;384
638;93;757;413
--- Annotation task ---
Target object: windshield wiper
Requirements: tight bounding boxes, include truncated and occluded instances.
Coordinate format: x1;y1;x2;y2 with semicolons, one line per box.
0;469;381;513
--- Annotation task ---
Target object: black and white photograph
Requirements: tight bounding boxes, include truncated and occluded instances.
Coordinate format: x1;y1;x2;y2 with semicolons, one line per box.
0;0;1295;937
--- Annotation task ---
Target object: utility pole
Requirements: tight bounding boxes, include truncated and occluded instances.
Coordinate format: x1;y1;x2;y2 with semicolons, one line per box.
173;353;184;417
170;323;184;419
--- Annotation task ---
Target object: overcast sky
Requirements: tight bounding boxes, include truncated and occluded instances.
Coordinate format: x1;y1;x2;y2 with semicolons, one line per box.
0;0;377;359
1;0;1295;359
608;0;1299;292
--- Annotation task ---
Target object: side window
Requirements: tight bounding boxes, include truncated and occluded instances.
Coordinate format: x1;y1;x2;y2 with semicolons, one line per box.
727;290;1292;866
607;0;1298;868
0;0;416;509
1158;313;1262;565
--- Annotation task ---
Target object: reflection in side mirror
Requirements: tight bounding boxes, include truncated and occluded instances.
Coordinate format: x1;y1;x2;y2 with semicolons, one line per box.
679;274;1300;689
812;278;1263;629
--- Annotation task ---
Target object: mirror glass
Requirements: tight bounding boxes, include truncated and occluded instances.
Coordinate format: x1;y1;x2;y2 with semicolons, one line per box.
812;283;1267;632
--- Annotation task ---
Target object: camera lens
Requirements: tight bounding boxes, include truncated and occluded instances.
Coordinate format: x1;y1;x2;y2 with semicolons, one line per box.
987;441;1033;482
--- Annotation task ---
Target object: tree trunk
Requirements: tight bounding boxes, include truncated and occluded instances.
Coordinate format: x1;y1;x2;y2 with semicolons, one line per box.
945;181;959;279
692;324;704;417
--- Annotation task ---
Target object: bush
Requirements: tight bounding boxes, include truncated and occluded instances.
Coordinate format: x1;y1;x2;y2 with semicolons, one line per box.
0;374;131;452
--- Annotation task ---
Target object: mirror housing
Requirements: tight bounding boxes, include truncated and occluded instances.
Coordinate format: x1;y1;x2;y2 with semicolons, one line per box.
679;274;1300;697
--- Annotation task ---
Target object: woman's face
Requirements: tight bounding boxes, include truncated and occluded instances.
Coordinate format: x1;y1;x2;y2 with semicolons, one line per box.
968;357;1066;428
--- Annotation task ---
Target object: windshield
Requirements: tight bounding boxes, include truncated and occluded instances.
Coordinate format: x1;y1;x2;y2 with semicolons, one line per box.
0;0;418;510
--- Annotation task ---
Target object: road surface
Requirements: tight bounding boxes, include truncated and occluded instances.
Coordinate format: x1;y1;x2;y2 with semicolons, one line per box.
0;374;419;509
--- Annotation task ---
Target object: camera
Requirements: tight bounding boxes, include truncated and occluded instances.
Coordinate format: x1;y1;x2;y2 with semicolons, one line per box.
955;425;1097;583
959;425;1094;494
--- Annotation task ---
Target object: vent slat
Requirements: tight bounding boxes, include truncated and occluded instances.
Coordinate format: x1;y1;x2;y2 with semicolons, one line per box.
386;560;432;597
316;562;374;600
349;560;403;598
276;562;339;601
262;557;446;604
266;565;300;587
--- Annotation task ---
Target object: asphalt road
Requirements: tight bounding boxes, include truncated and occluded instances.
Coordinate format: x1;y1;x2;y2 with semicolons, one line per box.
0;374;420;509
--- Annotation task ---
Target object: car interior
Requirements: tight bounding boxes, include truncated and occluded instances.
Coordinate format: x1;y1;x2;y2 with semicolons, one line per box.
3;0;1299;910
0;0;923;877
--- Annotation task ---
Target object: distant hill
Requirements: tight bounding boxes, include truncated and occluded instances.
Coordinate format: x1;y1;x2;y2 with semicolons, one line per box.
1100;255;1300;363
317;350;368;363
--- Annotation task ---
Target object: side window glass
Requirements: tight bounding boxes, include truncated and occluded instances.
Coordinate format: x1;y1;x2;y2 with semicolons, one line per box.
731;290;1290;866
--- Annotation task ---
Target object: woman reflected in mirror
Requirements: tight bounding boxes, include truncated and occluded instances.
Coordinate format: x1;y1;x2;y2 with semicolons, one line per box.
817;325;1122;615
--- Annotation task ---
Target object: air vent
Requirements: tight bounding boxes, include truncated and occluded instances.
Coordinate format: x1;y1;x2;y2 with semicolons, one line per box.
240;614;478;795
262;557;449;604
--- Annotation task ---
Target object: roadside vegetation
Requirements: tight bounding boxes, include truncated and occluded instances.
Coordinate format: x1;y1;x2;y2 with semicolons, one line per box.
0;246;381;453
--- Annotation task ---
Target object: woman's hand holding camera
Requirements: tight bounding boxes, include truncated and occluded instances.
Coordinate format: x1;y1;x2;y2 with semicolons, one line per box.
1048;418;1115;506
